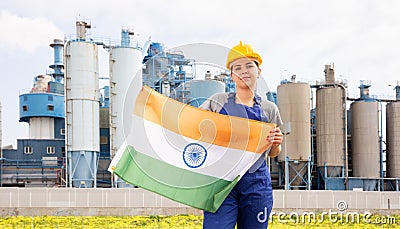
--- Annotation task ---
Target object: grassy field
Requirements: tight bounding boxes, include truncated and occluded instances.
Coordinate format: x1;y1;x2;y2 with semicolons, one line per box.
0;214;399;228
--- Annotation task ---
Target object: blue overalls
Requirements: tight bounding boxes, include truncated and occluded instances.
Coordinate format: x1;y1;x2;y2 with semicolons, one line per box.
203;93;273;229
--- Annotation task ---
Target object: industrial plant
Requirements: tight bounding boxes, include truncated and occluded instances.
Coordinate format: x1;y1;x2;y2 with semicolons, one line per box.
1;20;400;195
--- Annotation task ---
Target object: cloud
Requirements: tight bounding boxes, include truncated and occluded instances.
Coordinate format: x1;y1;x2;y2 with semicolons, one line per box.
0;10;64;54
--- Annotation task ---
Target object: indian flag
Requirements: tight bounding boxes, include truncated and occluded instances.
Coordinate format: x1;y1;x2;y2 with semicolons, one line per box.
109;86;276;213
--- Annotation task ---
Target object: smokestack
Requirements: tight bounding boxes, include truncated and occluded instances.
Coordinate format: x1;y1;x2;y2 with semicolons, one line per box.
49;39;64;83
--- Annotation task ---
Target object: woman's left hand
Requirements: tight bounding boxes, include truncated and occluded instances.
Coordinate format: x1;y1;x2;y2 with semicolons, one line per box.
267;128;283;148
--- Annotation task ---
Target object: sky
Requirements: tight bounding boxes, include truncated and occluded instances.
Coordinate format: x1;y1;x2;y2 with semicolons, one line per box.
0;0;399;147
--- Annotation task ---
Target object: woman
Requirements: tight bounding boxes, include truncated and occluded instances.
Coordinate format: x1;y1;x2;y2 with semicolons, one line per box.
200;41;283;228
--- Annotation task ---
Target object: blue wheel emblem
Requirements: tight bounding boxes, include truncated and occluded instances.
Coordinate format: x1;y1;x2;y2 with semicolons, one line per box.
183;143;207;168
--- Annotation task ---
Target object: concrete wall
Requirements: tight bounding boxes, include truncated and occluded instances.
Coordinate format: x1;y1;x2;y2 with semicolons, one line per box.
0;188;399;216
273;190;400;210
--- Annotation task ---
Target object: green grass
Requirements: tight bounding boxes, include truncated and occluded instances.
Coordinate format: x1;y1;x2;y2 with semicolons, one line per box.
0;214;399;228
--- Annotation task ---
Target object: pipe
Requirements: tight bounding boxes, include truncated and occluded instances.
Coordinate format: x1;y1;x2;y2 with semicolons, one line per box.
307;156;311;190
379;102;384;187
337;83;348;179
285;156;289;190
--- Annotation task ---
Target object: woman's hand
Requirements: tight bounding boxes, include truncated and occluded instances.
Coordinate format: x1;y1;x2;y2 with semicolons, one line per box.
267;128;283;147
267;128;283;157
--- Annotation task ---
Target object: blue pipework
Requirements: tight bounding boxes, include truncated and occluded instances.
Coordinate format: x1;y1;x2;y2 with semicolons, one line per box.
49;39;64;83
143;42;165;63
149;43;164;56
142;42;195;98
396;85;400;100
120;29;134;48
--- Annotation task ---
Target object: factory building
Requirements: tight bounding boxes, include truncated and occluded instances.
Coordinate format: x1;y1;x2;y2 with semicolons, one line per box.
1;39;66;187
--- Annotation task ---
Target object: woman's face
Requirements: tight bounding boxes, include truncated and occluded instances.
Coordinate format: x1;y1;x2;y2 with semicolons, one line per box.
230;57;261;91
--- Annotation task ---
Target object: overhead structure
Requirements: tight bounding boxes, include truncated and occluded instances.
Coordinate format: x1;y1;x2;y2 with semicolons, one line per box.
65;20;99;188
277;76;311;190
142;42;195;103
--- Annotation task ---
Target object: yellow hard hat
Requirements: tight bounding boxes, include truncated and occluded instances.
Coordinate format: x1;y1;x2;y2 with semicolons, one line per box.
226;41;262;70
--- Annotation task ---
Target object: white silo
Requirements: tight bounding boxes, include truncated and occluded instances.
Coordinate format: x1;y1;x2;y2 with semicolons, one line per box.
65;21;99;188
109;29;143;187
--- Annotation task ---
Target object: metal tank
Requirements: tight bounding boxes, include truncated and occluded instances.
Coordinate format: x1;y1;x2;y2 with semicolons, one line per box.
349;81;380;192
65;21;99;188
189;79;225;107
109;29;143;187
386;102;400;178
386;85;400;178
316;65;346;178
277;80;311;189
350;101;379;178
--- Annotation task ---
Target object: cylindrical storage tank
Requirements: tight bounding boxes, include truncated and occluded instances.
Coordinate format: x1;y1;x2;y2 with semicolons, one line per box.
316;87;345;177
109;47;142;187
277;82;311;187
189;80;225;107
65;41;99;188
350;101;379;178
109;47;142;158
386;102;400;178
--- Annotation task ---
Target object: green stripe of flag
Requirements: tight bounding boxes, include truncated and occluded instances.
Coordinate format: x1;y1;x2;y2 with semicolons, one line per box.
113;145;240;212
